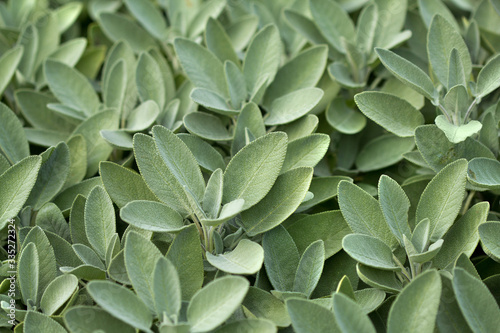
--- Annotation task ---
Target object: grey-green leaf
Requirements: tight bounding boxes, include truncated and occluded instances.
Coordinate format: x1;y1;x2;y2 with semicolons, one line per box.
0;103;30;165
387;270;442;333
354;92;424;137
153;257;181;318
416;159;468;242
332;293;376;333
476;54;500;98
120;200;186;233
293;240;325;297
187;276;250;332
286;298;339;333
375;48;437;103
223;132;287;210
207;239;264;274
453;268;500;332
87;280;153;333
265;88;323;126
40;274;78;315
342;234;399;271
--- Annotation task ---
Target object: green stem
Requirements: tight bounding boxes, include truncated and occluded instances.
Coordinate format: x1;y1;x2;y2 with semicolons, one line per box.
464;98;479;122
438;104;453;124
461;190;476;215
393;255;411;282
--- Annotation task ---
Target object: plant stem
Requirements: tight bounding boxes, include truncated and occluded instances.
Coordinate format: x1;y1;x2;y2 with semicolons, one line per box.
464;98;479;122
461;190;476;215
438;103;453;123
393;255;412;282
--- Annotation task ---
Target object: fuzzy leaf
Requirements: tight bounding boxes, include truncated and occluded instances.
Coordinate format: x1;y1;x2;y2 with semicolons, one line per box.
207;239;264;275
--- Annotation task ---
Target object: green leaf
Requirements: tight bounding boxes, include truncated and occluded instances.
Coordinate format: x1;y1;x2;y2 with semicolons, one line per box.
26;142;70;211
264;45;328;104
40;274;78;315
73;243;105;270
387;270;442;333
0;155;41;228
263;225;300;291
36;203;70;241
223;132;287;210
24;311;67;333
416;159;468;242
284;10;330;47
356;135;415;172
64;306;136;333
475;54;500;98
427;15;472;86
18;242;39;305
354;92;424;137
356;4;378;55
153;257;181;318
418;0;458;29
434;202;489;269
343;234;399;271
207;239;264;274
357;264;402;293
120;200;186;233
126;100;160;132
133;133;192;215
103;60;126;113
468;158;500;190
224;60;247;110
409;239;443;263
332;293;376;333
125;231;163;312
99;12;157;53
293;240;325;297
70;109;119;177
65;135;87;188
453;268;500;332
205;17;239;66
354;288;386;314
378;175;412;245
0;103;30;165
0;45;23;95
213;319;277;333
54;177;102;214
202;169;223;219
136;53;166;110
415;125;495;172
190;88;237;116
265;88;323;126
288;210;351;259
174;38;228;98
87;280;153;333
183;112;233;141
22;226;57;303
179;134;226;172
240;167;313;236
375;48;437;103
100;161;157;208
309;0;355;52
435;116;482;144
44;60;100;116
84;186;116;259
153;126;205;201
124;0;167;39
166;225;204;300
187;276;250;332
282;134;330;173
243;24;282;96
231;102;266;155
286;298;339;333
435;274;472;333
479;222;500;262
243;287;291;327
338;181;398;248
187;0;226;38
326;97;366;134
448;49;467;90
297;176;352;213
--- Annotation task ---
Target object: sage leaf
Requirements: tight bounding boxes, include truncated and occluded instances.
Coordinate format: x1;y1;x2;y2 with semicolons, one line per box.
0;103;30;165
435;116;482;144
416;159;468;242
121;200;186;232
375;48;438;103
87;280;153;333
153;257;181;318
223;132;287;210
453;268;500;332
187;276;250;332
343;234;399;271
475;54;500;98
240;167;313;236
18;242;39;306
206;239;264;275
338;181;398;248
40;274;78;315
0;156;41;228
286;298;339;333
24;311;67;333
354;92;424;137
293;240;325;297
479;222;500;262
84;186;116;259
332;293;376;333
64;306;136;333
387;270;442;333
0;46;23;95
265;88;323;126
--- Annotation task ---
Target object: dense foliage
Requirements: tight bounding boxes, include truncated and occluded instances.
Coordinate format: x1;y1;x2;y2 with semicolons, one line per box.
0;0;500;332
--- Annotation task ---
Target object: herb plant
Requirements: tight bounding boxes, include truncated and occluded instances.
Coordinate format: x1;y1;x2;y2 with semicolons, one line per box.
1;0;500;332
